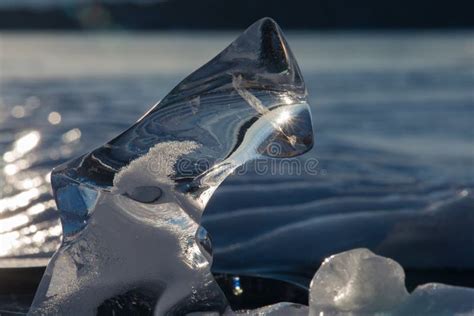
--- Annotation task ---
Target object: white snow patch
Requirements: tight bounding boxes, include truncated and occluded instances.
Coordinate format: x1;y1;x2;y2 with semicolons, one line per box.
112;140;201;194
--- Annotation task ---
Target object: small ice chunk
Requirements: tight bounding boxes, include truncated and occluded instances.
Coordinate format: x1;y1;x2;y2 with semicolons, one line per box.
309;248;474;316
309;248;409;315
393;283;474;316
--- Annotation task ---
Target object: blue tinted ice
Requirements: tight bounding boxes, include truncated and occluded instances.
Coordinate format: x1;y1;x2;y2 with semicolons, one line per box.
28;17;313;315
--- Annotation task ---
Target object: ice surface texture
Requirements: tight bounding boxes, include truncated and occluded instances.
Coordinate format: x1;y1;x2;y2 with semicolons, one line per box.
28;18;313;315
226;248;474;315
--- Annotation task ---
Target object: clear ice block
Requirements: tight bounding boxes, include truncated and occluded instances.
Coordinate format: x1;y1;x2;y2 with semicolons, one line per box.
29;17;313;316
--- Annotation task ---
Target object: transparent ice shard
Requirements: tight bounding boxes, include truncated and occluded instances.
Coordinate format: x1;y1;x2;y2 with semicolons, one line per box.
29;17;313;316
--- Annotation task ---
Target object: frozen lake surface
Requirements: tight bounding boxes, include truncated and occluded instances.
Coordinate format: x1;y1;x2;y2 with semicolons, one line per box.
0;31;473;306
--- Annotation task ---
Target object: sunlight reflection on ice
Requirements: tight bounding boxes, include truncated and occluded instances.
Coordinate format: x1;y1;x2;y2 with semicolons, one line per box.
0;214;29;233
48;111;62;125
6;130;41;158
0;222;61;257
0;188;42;214
62;128;81;143
0;127;62;260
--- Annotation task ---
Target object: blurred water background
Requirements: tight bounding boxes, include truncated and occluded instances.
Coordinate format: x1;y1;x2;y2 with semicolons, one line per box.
0;31;473;290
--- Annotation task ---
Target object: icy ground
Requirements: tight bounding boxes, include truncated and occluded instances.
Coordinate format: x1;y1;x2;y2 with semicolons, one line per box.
235;249;474;316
